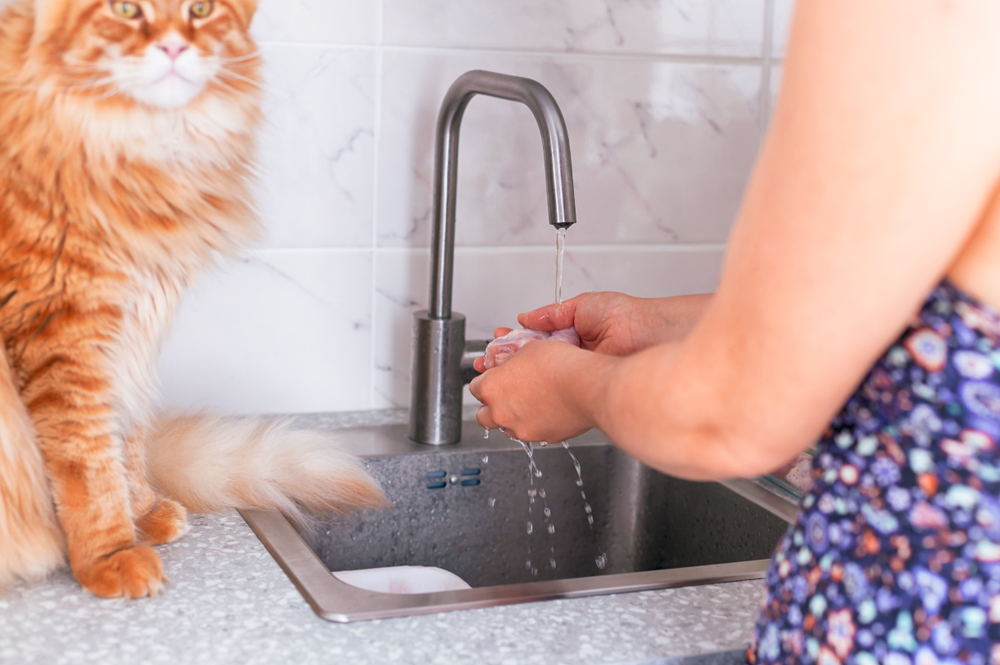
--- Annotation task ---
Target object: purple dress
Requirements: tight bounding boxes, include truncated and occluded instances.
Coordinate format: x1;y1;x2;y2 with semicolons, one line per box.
749;280;1000;665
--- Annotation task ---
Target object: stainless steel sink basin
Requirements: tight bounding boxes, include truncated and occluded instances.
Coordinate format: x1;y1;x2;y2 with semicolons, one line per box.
241;423;798;622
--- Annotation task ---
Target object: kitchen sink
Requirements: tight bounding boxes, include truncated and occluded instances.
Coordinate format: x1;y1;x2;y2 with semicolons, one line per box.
241;423;798;622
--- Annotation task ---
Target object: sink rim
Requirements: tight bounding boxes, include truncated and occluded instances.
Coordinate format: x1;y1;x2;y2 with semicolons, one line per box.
242;423;797;623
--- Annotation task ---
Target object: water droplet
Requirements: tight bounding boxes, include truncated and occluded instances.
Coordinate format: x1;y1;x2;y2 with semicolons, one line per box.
595;553;607;570
488;497;496;508
539;441;548;447
580;491;586;500
538;489;546;499
527;489;537;497
584;504;592;514
526;560;531;569
547;524;556;535
450;475;458;484
483;428;490;439
543;507;551;518
526;521;533;535
532;568;538;576
481;454;489;463
535;470;543;477
588;515;594;525
550;558;557;569
575;479;584;486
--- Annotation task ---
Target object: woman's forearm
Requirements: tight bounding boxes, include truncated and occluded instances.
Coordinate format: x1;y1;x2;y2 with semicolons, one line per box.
637;293;714;347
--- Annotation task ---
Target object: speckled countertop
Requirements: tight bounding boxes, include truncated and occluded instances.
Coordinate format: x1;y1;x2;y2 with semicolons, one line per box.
0;410;764;665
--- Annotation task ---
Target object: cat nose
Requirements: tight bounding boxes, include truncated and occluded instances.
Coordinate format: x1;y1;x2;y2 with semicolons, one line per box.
158;41;189;61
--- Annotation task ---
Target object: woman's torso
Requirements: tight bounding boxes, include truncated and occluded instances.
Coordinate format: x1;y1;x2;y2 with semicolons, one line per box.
750;277;1000;663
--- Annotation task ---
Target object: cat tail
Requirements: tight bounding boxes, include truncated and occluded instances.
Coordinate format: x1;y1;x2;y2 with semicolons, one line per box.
0;348;65;588
143;413;388;529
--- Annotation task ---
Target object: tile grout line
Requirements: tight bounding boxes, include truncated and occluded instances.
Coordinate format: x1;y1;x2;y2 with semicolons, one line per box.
250;243;728;256
257;40;765;68
369;0;385;409
369;243;730;255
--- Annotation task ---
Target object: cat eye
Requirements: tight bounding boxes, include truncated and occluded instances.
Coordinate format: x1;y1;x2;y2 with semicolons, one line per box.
190;1;213;18
111;1;141;19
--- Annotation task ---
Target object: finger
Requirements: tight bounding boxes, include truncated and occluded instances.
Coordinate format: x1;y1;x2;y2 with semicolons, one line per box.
492;327;513;339
473;356;486;373
476;405;498;430
518;298;577;331
469;375;483;401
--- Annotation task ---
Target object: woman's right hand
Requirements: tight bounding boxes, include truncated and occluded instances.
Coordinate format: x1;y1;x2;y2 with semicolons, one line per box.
517;292;713;357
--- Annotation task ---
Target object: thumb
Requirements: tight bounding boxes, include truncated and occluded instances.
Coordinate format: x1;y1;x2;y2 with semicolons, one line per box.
518;298;578;331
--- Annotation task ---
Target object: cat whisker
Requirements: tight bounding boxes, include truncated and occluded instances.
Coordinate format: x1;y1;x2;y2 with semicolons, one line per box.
211;76;261;100
215;69;276;95
217;52;262;65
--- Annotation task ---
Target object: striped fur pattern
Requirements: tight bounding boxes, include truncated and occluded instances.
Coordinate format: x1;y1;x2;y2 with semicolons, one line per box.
0;0;386;599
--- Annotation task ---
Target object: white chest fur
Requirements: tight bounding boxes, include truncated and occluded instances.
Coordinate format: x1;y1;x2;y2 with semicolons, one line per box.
109;268;186;437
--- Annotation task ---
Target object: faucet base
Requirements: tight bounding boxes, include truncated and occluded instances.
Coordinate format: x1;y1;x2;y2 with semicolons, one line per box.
409;310;466;445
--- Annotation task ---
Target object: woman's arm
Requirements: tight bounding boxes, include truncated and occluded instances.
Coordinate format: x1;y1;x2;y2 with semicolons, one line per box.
472;0;1000;480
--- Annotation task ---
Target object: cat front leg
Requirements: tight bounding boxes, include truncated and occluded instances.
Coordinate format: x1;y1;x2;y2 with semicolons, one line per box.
24;349;166;599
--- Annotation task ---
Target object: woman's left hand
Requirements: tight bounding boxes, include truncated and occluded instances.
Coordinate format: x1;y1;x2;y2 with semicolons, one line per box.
469;339;615;443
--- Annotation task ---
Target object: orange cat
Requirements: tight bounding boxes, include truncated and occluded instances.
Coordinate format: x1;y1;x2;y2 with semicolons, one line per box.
0;0;385;599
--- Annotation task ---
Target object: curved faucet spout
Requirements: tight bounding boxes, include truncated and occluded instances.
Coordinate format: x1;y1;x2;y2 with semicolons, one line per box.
429;70;577;320
411;70;578;445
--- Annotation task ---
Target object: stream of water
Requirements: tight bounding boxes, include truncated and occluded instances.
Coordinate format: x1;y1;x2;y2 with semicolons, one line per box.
484;228;607;574
555;227;567;305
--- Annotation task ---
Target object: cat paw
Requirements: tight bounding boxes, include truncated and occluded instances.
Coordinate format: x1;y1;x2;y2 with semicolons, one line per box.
76;546;166;599
136;498;189;546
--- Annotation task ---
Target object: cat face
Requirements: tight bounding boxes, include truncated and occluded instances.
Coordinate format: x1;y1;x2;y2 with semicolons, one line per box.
33;0;258;109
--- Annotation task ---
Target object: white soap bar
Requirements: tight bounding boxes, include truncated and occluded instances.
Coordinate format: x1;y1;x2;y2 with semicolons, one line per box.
483;327;581;369
331;566;472;594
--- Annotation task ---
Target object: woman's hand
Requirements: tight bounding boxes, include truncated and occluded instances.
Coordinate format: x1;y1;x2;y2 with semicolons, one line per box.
469;340;616;443
471;292;713;373
518;292;712;356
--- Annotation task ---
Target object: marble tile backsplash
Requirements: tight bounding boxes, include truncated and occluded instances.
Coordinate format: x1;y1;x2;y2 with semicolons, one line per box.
155;0;796;414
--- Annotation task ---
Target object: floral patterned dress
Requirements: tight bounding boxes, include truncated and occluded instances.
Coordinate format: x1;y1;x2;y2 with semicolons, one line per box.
748;280;1000;665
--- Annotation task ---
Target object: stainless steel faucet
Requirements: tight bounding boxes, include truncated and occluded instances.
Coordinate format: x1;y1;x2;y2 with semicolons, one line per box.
409;70;578;445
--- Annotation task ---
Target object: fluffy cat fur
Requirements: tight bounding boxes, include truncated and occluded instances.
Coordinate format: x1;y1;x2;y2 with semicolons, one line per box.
0;0;386;599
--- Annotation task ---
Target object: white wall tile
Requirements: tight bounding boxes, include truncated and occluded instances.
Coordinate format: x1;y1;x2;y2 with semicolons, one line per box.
256;45;376;249
771;0;795;59
157;250;373;415
383;0;765;57
376;52;762;249
253;0;377;45
372;246;724;408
